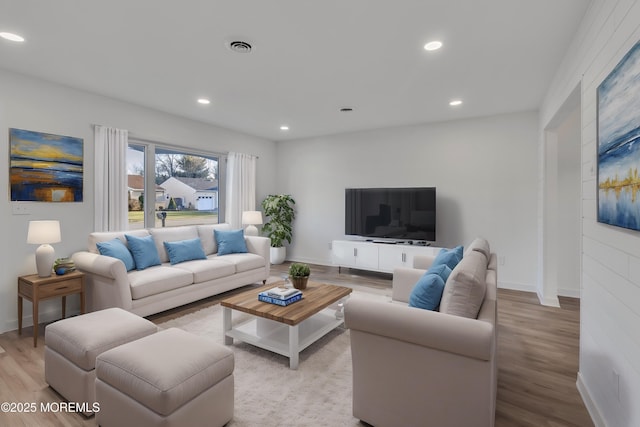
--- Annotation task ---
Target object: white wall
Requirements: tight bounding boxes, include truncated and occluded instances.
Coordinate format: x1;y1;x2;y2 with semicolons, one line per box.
557;106;582;297
0;69;278;334
276;111;539;291
540;1;640;425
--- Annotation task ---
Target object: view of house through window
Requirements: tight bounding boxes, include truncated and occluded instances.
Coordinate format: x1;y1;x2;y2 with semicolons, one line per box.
127;143;220;229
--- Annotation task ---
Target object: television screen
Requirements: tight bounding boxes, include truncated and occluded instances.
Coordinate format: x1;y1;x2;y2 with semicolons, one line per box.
345;187;436;241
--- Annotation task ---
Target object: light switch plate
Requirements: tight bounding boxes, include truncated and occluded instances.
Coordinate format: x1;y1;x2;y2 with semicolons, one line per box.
12;204;31;215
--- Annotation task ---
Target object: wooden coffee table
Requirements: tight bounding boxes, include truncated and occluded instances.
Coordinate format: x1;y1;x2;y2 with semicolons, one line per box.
220;281;352;369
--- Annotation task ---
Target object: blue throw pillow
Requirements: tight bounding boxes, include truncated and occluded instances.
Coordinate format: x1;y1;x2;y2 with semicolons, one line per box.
163;238;207;265
431;245;464;270
426;263;452;283
214;229;248;255
125;234;161;270
408;273;446;310
96;238;136;271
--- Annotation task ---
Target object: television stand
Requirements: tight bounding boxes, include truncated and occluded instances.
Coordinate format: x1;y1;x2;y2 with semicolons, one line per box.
331;240;439;273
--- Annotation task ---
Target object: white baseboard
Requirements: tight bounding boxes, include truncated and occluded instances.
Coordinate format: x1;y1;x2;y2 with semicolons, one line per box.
537;290;561;307
497;281;536;293
558;287;581;298
4;307;82;335
577;372;607;427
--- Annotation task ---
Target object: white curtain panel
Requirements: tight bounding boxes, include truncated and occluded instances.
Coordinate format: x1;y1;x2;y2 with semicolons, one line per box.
94;125;129;231
225;152;257;229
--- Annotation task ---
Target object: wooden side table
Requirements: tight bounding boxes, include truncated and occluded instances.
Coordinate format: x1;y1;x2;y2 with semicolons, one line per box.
18;271;86;347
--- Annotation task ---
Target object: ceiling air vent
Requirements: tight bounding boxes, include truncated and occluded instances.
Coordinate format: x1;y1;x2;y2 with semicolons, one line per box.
228;40;252;53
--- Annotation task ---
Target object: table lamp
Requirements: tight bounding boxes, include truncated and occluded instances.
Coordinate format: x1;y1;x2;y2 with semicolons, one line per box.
27;220;61;277
242;211;262;236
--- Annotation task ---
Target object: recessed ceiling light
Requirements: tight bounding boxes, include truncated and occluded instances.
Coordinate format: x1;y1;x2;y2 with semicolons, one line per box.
424;41;442;51
197;98;211;105
280;125;289;131
0;32;25;42
449;99;463;106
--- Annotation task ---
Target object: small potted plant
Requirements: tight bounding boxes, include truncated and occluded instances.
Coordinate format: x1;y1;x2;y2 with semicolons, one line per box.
288;262;310;290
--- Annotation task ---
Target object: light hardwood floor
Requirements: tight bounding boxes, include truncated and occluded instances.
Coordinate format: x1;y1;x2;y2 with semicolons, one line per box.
0;263;593;427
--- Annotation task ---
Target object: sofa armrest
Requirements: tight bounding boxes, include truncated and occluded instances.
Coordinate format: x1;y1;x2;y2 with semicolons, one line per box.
345;298;493;361
72;251;128;279
245;236;270;261
72;251;133;311
392;267;424;303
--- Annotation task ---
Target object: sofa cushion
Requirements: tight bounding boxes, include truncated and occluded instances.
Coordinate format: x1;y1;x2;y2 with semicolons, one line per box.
439;251;487;319
149;226;199;263
128;266;194;300
96;238;136;271
163;238;207;265
125;234;161;270
210;253;265;273
431;245;464;270
173;258;236;283
408;272;445;311
197;223;232;255
466;237;490;260
215;229;248;255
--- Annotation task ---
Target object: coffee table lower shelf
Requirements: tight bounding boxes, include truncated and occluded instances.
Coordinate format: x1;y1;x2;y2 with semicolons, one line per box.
223;307;343;369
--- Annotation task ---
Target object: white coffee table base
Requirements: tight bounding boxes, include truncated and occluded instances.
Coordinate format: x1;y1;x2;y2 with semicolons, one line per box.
223;306;345;369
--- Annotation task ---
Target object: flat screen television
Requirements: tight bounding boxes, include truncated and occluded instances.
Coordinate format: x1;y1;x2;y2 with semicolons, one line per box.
345;187;436;241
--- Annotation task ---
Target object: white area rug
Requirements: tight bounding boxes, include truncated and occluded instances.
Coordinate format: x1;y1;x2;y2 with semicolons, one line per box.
158;288;389;427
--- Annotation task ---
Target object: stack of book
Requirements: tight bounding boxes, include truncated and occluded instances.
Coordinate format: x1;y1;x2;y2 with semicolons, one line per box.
258;287;303;306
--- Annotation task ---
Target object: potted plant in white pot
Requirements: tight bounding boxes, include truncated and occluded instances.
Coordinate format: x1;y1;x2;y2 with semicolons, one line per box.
261;194;296;264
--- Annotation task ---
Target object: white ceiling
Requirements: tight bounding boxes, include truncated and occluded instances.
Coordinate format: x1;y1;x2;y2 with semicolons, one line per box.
0;0;590;141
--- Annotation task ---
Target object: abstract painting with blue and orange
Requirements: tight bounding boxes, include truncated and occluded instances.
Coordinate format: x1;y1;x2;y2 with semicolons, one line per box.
10;128;84;202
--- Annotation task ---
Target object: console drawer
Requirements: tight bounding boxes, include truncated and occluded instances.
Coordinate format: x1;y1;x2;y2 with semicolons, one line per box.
38;277;83;298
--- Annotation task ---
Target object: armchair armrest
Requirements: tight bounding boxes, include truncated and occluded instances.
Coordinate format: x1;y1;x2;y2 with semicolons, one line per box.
345;298;493;361
392;267;424;303
413;254;436;269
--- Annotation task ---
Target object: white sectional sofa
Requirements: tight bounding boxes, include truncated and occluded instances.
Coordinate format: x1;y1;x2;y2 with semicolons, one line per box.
72;223;270;317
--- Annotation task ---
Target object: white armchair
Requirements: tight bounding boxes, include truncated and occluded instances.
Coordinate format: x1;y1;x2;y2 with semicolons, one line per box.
344;243;498;427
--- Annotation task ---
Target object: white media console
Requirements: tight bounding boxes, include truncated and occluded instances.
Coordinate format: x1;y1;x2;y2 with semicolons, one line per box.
331;239;440;274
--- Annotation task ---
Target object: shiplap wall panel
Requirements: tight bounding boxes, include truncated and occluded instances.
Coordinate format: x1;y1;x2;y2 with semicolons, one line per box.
541;0;640;425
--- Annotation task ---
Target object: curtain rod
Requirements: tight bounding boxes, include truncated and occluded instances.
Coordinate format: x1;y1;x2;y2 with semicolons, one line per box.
128;132;260;159
93;125;259;159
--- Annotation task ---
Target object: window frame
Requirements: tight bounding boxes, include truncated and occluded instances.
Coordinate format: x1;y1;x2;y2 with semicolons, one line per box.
128;137;226;229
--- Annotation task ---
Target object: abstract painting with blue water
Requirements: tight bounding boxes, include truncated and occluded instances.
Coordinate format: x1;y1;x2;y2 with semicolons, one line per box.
597;39;640;232
10;128;84;202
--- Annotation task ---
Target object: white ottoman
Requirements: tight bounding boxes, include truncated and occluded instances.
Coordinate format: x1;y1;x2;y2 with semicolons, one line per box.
44;308;158;415
95;327;234;427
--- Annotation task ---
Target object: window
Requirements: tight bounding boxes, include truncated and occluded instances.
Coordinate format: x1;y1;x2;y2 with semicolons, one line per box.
126;144;146;229
127;141;224;229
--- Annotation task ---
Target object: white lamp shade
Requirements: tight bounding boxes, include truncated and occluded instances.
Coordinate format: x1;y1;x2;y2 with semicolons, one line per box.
27;220;61;244
242;211;263;225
